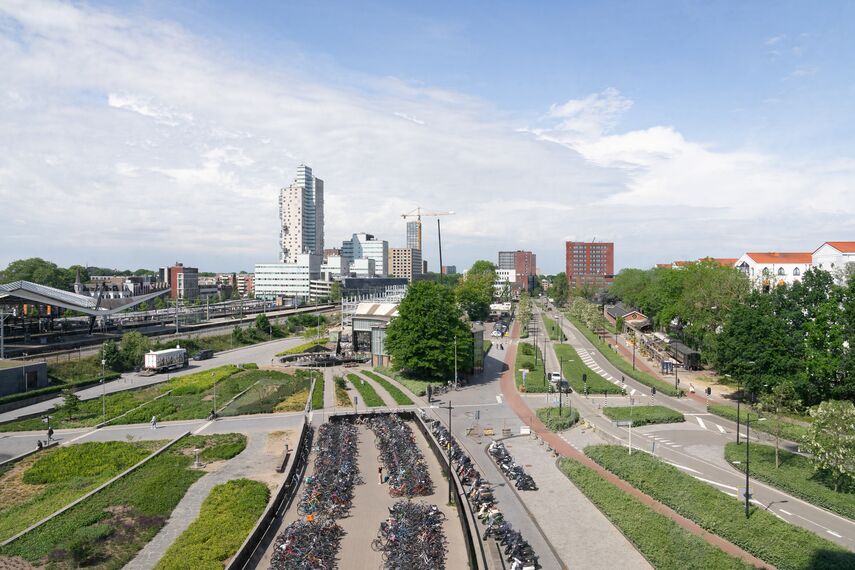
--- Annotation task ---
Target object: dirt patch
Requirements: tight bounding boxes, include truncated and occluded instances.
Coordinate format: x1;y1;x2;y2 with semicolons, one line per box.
0;456;45;512
0;555;40;570
202;394;214;401
265;431;292;454
274;389;308;412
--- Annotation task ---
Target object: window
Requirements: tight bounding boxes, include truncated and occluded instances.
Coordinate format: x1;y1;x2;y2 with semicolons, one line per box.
777;267;785;276
793;267;800;276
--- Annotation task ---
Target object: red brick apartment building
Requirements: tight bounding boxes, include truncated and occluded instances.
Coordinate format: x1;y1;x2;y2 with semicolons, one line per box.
565;241;614;291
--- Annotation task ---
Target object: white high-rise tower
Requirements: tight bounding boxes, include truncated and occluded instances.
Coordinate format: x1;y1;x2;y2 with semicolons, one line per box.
279;165;324;263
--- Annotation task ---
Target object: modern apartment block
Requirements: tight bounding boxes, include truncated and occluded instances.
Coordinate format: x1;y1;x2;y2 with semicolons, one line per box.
279;165;324;263
565;241;614;291
159;262;199;300
442;265;457;275
498;250;537;290
342;232;389;277
388;247;423;283
254;254;321;302
237;273;254;298
406;220;422;251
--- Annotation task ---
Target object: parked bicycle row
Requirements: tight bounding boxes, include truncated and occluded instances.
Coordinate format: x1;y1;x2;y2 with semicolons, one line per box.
372;501;448;570
270;519;344;570
426;413;540;569
298;420;362;518
367;415;434;497
488;440;538;491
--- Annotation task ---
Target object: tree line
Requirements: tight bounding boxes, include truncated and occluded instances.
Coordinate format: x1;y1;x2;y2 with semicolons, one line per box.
609;262;855;406
0;258;156;290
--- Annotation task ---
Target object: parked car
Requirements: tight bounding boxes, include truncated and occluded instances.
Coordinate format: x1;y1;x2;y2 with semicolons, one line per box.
193;349;214;361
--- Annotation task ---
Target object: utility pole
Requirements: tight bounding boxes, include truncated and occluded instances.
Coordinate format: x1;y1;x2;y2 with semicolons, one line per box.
745;410;751;518
440;401;454;505
101;359;106;420
558;356;563;414
453;336;458;391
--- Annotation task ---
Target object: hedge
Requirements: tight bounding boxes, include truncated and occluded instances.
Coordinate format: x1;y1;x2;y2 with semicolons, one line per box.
0;434;244;567
602;405;685;427
584;445;854;570
708;404;808;442
566;315;682;396
153;479;269;570
724;442;855;520
558;458;752;570
347;373;384;407
536;407;579;431
554;344;625;395
310;375;325;410
361;371;414;405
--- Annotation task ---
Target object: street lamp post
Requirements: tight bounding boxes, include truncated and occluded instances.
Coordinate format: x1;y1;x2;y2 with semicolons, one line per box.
100;359;106;420
736;377;742;445
558;356;563;414
745;410;751;518
212;372;217;416
453;336;458;391
440;401;454;505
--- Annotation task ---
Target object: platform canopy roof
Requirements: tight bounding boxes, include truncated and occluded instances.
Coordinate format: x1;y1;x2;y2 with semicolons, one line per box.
0;280;168;316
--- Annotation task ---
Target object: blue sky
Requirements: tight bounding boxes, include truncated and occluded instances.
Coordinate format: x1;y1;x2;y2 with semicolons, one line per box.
1;1;854;273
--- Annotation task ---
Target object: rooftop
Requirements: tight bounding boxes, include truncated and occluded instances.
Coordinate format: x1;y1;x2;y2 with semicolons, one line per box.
744;252;812;264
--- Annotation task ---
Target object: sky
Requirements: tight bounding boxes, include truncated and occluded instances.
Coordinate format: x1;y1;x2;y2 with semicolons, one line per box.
1;0;854;274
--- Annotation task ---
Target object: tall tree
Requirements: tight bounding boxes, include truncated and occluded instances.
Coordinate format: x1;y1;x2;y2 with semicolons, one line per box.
802;400;855;492
549;272;568;306
456;260;496;321
386;281;473;380
0;258;73;289
758;381;799;468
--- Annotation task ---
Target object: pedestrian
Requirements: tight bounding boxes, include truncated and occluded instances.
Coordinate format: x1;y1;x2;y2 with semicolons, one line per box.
150;415;157;430
378;466;383;484
46;426;54;443
426;385;432;403
36;440;43;451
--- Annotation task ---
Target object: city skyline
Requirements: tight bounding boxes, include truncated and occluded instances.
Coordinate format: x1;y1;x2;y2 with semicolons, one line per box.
1;1;854;274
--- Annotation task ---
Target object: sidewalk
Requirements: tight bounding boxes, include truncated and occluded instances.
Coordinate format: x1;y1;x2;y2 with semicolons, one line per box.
500;320;772;570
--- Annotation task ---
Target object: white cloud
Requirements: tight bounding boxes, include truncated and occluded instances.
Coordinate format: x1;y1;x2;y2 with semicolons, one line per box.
0;1;852;273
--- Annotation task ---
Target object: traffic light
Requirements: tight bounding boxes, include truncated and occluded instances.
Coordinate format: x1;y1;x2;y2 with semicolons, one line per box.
582;373;587;384
651;386;657;396
705;386;712;396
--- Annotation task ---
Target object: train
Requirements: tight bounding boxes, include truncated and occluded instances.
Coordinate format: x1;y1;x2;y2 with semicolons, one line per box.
666;341;701;371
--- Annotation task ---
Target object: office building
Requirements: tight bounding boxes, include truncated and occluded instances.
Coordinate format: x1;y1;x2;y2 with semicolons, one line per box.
321;255;348;279
442;265;457;275
565;241;614;292
160;262;199;300
279;165;324;263
254;254;321;302
237;273;254;298
406;220;422;250
389;248;423;283
349;258;376;278
342;233;389;277
498;250;537;291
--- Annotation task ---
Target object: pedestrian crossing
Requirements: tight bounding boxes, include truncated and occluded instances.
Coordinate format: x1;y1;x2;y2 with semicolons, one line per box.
577;349;623;386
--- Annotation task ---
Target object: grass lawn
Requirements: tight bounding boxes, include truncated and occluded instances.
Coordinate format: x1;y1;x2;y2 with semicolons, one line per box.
220;370;315;416
554;344;625;395
558;458;752;570
541;313;566;342
514;342;548;392
275;338;328;356
585;444;854;570
708;403;808;442
566;315;682;397
311;375;325;409
347;373;384;407
374;367;433;397
724;442;855;520
0;441;160;541
154;478;269;570
361;371;413;405
602;405;685;427
0;433;246;568
536;407;579;431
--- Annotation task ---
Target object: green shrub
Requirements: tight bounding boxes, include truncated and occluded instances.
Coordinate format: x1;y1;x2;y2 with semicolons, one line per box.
361;371;413;405
347;373;384;407
725;442;855;520
240;362;259;369
558;458;752;570
536;407;579;431
584;445;854;570
708;404;808;442
154;479;269;570
311;375;325;409
567;315;681;396
602;405;685;427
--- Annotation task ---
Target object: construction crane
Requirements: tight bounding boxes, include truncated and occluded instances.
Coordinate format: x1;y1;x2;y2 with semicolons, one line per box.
401;208;455;280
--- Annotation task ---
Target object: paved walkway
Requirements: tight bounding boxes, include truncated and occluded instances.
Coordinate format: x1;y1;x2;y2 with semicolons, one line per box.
125;432;275;570
352;371;397;408
507;436;652;569
500;320;772;570
323;366;336;409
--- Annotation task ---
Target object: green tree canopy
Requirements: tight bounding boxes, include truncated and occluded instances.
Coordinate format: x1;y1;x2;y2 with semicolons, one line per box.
255;313;271;332
549;272;568;306
802;400;855;492
0;258;73;289
456;260;496;321
386;281;473;380
119;331;151;370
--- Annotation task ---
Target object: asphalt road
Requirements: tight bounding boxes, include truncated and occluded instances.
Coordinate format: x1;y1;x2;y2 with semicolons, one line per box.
0;335;309;425
533;304;855;551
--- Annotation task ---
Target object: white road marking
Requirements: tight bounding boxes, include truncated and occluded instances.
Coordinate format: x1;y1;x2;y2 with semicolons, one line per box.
630;389;637;396
692;476;738;491
696;417;707;430
779;509;793;516
716;424;727;433
496;395;503;404
62;430;96;446
665;461;701;474
671;444;682;448
827;530;843;538
193;420;214;434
